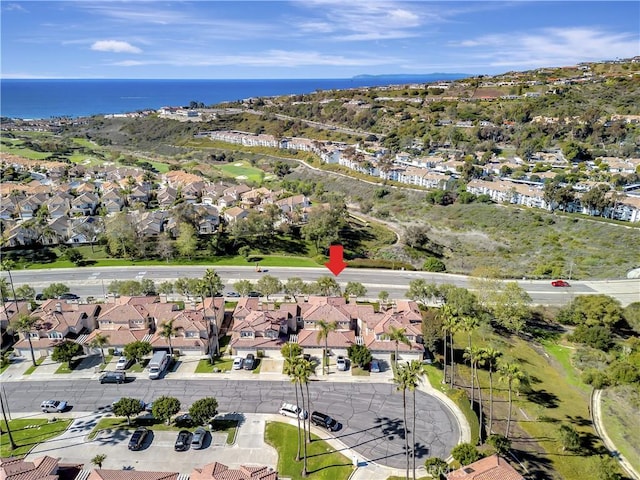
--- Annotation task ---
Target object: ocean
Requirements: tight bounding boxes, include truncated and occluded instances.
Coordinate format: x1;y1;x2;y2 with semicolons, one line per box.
0;75;467;120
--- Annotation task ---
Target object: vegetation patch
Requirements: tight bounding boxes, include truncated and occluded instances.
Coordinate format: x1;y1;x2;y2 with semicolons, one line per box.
1;418;72;457
265;421;354;480
600;386;640;474
23;357;45;375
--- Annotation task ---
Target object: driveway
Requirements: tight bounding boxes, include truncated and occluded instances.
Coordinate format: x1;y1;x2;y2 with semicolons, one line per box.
27;412;277;474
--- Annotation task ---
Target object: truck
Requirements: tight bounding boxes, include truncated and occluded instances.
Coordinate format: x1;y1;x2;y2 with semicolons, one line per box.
148;351;169;380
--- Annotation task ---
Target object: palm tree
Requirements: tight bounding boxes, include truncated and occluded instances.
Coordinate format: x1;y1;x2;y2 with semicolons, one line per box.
393;363;411;480
316;320;337;375
91;454;107;469
480;347;502;435
499;361;526;438
382;326;410;371
288;357;304;462
405;360;423;480
159;319;180;356
1;260;19;317
464;346;484;442
299;358;315;443
203;268;223;298
89;333;110;365
440;304;459;387
295;358;314;475
14;314;38;367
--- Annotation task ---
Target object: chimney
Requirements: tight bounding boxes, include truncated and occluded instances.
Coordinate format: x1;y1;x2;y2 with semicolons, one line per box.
55;302;62;313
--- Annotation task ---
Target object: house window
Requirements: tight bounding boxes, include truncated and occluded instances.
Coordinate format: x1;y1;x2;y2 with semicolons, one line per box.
185;331;196;338
48;332;63;339
265;331;277;339
240;331;253;338
29;332;39;339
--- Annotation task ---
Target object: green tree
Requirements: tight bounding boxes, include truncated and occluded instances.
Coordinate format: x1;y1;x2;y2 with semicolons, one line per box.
558;424;581;452
486;434;511;455
451;442;481;465
393;362;411;479
151;396;181;425
176;222;198;259
287;356;305;462
624;302;640;333
234;279;253;297
159;319;180;356
51;340;83;364
347;344;372;369
189;397;219;426
314;276;341;296
487;282;531;333
557;295;624;328
14;314;38;366
344;281;367;300
203;268;224;298
158;281;174;295
256;275;282;300
317;320;337;375
104;212;138;258
15;285;35;301
88;332;109;365
64;248;84;266
383;326;410;371
123;340;152;364
424;457;448;478
596;455;622;480
405;360;424;480
112;397;144;425
284;277;305;302
91;454;107;469
499;361;527;438
464;345;484;441
422;257;446;272
378;290;390;306
406;279;441;306
479;347;502;434
42;283;70;299
301;204;345;254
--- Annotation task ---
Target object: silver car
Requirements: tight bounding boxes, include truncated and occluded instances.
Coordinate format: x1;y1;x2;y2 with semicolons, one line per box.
191;427;208;449
41;400;67;413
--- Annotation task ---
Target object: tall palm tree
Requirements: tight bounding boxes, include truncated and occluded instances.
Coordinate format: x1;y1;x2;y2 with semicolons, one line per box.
288;357;304;462
203;268;223;298
499;361;526;438
89;333;110;365
480;347;502;435
464;346;484;442
14;313;38;367
295;358;314;476
299;358;315;443
393;363;411;480
159;319;180;356
316;320;337;375
1;260;19;317
405;360;423;480
440;304;459;387
383;326;410;371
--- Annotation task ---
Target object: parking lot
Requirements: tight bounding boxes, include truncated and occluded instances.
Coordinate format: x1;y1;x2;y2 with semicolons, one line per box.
26;412;278;474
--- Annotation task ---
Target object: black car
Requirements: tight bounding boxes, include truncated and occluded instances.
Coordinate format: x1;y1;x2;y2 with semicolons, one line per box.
128;427;149;450
174;430;192;451
247;291;261;297
243;353;256;370
100;371;126;384
311;411;340;432
58;293;80;300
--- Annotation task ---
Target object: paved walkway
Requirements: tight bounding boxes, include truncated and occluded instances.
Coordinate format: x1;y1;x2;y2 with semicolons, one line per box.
2;354;469;480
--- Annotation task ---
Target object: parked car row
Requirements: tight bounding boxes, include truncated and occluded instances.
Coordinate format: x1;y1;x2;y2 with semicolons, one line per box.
232;354;256;370
127;426;209;451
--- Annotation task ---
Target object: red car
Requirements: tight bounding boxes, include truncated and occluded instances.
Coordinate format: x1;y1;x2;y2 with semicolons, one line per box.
551;280;570;287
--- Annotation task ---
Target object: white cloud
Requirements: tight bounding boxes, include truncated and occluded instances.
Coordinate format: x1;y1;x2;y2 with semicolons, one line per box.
91;40;142;54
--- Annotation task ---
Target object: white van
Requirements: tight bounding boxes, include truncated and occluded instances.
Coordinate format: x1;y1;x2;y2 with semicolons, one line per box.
148;351;170;379
279;402;307;419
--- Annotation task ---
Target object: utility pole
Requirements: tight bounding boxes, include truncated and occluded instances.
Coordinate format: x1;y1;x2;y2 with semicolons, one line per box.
0;389;16;450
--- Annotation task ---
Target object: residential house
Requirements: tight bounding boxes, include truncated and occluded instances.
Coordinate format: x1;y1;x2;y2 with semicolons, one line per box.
151;309;210;355
446;454;524;480
70;192;99;216
126;186;149;206
224;206;249;223
88;470;178;480
156;186;178;208
13;300;100;357
193;205;220;234
100;189;125;214
191;462;277;480
1;300;30;332
0;456;62;480
229;306;292;357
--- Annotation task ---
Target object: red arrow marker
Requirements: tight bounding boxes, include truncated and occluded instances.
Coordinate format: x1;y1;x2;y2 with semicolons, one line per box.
325;244;347;276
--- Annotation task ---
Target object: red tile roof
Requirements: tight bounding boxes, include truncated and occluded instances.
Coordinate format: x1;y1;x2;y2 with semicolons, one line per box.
0;456;59;480
191;462;277;480
87;470;178;480
447;455;524;480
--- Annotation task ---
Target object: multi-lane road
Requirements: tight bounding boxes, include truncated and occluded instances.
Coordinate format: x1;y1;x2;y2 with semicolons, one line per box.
6;266;639;306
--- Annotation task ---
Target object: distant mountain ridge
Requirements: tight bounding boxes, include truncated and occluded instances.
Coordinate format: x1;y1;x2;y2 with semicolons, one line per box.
352;73;472;81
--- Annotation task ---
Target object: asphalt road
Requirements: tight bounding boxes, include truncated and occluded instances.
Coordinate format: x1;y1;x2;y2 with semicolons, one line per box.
5;266;639;306
3;378;459;469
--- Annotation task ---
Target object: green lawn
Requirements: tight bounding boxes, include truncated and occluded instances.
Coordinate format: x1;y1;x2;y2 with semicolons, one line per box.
265;421;354;480
23;357;45;375
54;362;73;374
1;418;72;457
600;386;640;474
351;366;370;376
218;162;265;182
541;341;588;391
128;359;149;373
195;357;234;373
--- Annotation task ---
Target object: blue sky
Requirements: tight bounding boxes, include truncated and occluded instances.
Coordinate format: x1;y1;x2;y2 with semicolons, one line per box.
1;1;639;79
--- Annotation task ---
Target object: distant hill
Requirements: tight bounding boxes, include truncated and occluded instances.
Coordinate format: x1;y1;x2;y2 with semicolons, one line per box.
352;73;472;82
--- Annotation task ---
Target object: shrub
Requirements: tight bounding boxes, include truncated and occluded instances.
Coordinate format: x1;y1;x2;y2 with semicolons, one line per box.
422;257;446;272
581;368;610;389
451;442;481;466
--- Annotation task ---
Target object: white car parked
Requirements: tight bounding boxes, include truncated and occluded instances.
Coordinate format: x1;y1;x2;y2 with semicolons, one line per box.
279;402;307;419
232;357;244;370
41;400;67;413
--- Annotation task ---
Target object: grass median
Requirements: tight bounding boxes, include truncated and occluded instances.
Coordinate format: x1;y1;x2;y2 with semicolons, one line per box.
1;418;72;457
265;421;354;480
